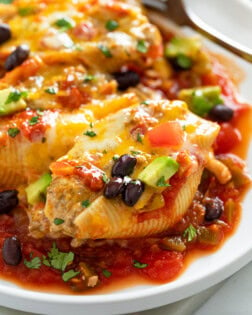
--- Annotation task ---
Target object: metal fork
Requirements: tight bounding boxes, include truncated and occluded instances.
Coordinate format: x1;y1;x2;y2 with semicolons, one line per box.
142;0;252;63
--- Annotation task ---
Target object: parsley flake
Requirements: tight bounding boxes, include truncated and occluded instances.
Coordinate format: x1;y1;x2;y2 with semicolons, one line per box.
7;127;20;138
130;150;141;156
102;269;112;278
24;256;41;269
45;87;57;95
183;224;197;242
5;90;27;105
156;176;170;187
98;44;113;58
55;17;75;31
28;116;39;126
133;260;148;269
81;200;90;208
136;40;149;54
106;20;119;31
102;174;109;184
84;130;96;137
54;218;65;225
136;133;143;143
62;270;80;282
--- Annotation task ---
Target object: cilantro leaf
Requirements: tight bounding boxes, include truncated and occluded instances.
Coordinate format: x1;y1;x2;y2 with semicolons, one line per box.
45;87;57;95
102;174;109;184
24;256;41;269
42;255;51;267
133;260;148;269
28;116;39;126
55;17;75;31
18;7;34;16
156;176;170;187
7;127;20;138
136;40;149;54
47;243;74;271
136;133;143;143
112;154;120;161
183;224;197;242
98;44;113;58
5;90;27;105
54;218;65;225
84;130;96;137
84;75;95;83
102;269;112;278
81;200;90;208
62;270;80;282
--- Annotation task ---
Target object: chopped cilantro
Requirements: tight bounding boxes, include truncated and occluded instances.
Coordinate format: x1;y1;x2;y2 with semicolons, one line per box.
7;127;20;138
48;242;74;272
106;20;119;31
45;87;57;95
84;75;95;83
24;256;41;269
89;122;94;128
62;270;80;282
136;133;143;143
28;116;39;126
112;154;120;161
54;218;65;225
136;40;149;54
81;200;90;208
42;255;51;267
176;54;193;70
102;174;109;184
156;176;170;187
183;224;197;242
5;90;27;105
98;44;113;58
133;260;148;269
55;17;75;31
84;130;96;137
18;7;34;16
102;269;112;278
141;100;151;106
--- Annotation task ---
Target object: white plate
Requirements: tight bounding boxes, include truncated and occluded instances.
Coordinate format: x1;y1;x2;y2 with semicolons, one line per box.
0;1;251;314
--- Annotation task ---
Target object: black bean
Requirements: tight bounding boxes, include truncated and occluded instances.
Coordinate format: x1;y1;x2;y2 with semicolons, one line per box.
0;23;11;45
113;71;140;91
204;197;224;221
112;154;137;177
2;236;22;266
122;179;144;207
4;45;30;71
0;190;18;214
104;177;124;199
209;104;234;122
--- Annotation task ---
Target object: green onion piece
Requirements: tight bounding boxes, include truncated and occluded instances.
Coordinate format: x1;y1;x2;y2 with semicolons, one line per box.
45;87;57;95
176;54;193;69
55;17;75;31
106;20;119;31
28;116;39;126
102;174;109;184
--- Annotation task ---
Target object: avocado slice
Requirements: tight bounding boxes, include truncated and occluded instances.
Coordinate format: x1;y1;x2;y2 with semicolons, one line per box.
0;88;27;116
138;157;179;188
25;173;52;205
179;86;223;117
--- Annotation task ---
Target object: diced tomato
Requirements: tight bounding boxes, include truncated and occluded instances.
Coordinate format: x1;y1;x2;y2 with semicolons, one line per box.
50;161;75;176
58;87;89;109
148;121;184;147
214;123;241;154
139;250;184;282
73;22;96;40
147;44;164;59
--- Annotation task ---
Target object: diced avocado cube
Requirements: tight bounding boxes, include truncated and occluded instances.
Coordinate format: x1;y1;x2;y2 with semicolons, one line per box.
138;156;179;188
179;86;223;117
165;36;201;60
25;173;52;205
0;88;27;116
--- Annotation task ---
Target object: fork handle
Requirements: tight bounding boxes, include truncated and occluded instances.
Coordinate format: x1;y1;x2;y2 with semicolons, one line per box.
186;8;252;63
